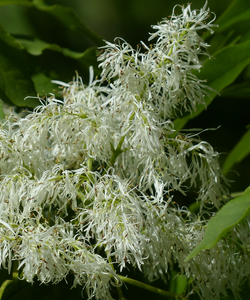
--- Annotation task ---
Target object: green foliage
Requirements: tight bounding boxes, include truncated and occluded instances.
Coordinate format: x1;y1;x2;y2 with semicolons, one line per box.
0;0;102;108
223;127;250;174
182;0;250;264
173;0;250;132
0;101;4;119
0;51;38;107
32;0;103;45
168;272;187;295
174;0;250;267
212;0;250;44
186;186;250;261
173;40;250;131
1;0;250;299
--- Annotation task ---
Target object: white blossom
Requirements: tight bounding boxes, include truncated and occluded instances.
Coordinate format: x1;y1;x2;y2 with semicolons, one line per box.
0;2;248;300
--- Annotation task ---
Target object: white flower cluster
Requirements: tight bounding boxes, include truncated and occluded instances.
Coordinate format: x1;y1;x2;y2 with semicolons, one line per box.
0;2;249;300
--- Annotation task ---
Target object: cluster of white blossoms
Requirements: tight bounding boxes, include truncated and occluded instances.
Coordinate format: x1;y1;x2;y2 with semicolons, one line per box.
1;2;250;300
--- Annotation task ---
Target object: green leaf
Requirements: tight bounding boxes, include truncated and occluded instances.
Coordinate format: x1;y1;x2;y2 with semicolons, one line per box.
174;40;250;132
185;186;250;261
169;271;187;295
0;101;4;119
0;53;39;107
32;0;104;46
0;25;23;50
215;0;250;33
0;0;32;6
221;82;250;98
223;128;250;174
17;38;60;56
0;280;13;300
17;37;98;60
205;0;250;51
76;47;100;75
0;20;40;107
31;73;60;97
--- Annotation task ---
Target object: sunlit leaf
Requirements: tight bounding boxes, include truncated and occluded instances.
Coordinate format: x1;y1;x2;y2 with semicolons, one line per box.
185;186;250;261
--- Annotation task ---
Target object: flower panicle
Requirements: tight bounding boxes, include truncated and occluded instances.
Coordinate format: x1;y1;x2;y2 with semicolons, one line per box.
0;3;246;300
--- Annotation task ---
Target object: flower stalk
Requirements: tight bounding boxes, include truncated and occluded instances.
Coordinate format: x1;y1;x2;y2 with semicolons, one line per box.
118;275;187;300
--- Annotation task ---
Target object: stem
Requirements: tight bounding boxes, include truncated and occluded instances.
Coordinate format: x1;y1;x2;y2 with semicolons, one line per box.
87;157;93;172
118;275;187;300
86;157;95;184
109;135;126;166
0;280;12;300
12;260;19;281
106;253;127;300
0;261;19;300
109;112;135;166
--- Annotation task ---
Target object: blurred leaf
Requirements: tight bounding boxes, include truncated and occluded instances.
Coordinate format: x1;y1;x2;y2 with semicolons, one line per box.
221;82;250;98
0;25;23;50
0;275;83;300
174;40;250;131
0;27;98;106
0;0;102;109
216;0;250;33
17;38;61;56
223;128;250;174
0;18;39;107
204;30;237;54
1;280;31;300
32;0;104;46
0;101;4;119
205;0;250;52
0;0;32;6
76;47;100;75
0;52;39;107
0;280;13;300
185;186;250;261
17;37;98;60
169;272;187;295
63;46;97;60
31;73;60;97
